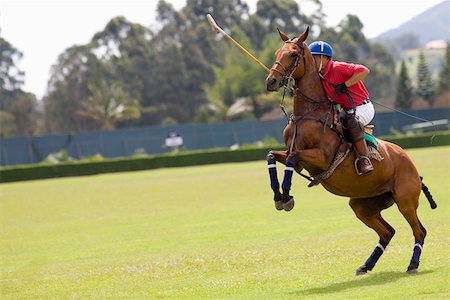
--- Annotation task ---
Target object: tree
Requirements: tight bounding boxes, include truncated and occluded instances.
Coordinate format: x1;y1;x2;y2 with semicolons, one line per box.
138;0;228;125
243;15;270;51
255;0;309;35
0;110;17;137
142;40;190;125
0;36;38;137
205;26;266;121
44;17;152;132
437;42;450;94
416;51;435;104
44;45;99;133
0;37;24;90
38;0;405;131
185;0;249;30
395;60;413;108
90;17;154;104
76;80;140;130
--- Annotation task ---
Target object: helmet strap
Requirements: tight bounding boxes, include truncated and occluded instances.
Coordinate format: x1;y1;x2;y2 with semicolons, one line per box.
318;55;323;73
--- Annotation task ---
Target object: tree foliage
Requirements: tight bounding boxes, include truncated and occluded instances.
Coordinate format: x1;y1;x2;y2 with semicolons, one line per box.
0;36;39;137
416;51;435;104
0;37;24;90
76;80;140;130
395;60;413;108
4;0;431;138
40;1;399;133
44;45;100;133
437;43;450;94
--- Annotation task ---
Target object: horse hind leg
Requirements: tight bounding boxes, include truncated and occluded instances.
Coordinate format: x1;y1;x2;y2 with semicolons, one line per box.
396;195;426;273
392;174;427;274
349;193;396;275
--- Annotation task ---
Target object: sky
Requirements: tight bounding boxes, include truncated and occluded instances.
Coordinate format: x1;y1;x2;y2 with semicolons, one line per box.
0;0;445;99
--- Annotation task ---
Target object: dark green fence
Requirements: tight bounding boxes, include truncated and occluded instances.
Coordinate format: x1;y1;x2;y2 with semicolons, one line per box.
1;132;449;183
1;107;449;167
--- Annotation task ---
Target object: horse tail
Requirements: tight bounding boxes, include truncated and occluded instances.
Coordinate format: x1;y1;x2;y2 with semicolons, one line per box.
420;176;437;209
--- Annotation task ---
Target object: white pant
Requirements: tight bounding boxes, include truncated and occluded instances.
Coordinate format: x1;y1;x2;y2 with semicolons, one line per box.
347;102;375;126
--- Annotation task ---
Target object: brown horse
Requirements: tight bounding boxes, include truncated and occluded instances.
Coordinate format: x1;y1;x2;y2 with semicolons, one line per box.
265;27;437;275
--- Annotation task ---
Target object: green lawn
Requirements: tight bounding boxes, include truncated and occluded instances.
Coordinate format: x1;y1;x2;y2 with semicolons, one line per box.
1;146;449;299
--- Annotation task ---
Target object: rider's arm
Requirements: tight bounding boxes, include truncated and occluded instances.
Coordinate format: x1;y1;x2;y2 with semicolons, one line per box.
345;67;369;87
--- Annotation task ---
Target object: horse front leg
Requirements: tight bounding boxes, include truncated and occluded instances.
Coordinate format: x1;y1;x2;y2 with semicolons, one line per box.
280;151;300;211
266;150;299;212
266;150;289;211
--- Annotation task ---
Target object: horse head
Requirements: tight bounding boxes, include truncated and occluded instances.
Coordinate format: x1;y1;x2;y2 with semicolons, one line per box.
266;26;310;91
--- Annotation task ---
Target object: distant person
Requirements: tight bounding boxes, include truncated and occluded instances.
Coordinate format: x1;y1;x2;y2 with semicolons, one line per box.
309;41;374;176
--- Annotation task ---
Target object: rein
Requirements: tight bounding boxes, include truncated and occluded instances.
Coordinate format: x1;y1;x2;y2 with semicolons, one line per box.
273;40;346;184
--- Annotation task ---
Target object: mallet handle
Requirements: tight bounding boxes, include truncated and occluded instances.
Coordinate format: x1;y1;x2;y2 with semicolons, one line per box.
206;14;270;73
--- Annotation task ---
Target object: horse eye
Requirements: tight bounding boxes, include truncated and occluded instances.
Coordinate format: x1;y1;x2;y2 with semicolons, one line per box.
291;52;298;58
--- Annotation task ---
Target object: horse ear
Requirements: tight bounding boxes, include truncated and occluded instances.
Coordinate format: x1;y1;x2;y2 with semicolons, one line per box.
297;26;310;44
277;28;290;42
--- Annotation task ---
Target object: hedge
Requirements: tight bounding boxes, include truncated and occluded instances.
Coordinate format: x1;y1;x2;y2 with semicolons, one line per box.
1;131;449;183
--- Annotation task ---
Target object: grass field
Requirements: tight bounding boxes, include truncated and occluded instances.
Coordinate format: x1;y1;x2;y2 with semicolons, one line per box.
1;146;449;299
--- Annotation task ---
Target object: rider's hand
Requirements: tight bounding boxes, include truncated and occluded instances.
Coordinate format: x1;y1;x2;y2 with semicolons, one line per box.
335;82;348;94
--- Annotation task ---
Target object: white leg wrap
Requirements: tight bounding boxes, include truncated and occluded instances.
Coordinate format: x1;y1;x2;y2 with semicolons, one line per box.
376;243;385;252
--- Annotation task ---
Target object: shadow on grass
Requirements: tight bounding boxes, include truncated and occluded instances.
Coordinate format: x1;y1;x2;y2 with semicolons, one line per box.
293;270;434;296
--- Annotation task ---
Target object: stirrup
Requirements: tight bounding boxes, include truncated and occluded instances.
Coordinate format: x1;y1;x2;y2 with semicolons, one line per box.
354;156;373;176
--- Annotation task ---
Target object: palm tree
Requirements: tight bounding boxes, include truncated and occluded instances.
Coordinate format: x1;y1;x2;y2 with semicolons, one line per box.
76;80;140;130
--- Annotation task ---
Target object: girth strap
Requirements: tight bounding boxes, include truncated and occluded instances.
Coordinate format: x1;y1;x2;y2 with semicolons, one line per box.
308;144;351;187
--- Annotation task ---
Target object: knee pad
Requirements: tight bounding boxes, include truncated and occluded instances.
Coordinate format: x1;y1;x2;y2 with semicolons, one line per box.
340;112;364;142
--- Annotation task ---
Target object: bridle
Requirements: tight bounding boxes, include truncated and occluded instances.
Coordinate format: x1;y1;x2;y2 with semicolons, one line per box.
271;40;329;106
270;40;306;79
272;40;330;119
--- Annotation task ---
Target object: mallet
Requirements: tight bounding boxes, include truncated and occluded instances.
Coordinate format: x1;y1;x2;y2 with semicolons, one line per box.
206;14;270;73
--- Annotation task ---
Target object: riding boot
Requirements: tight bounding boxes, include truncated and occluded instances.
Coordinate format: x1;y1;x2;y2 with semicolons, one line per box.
353;139;374;175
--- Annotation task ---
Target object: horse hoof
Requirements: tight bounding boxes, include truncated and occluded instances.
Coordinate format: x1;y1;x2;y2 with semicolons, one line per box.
355;265;368;276
283;198;295;211
407;261;419;274
355;269;368;276
274;201;283;211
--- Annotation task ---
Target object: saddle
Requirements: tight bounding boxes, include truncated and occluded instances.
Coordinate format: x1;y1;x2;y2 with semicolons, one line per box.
332;105;382;159
306;109;383;187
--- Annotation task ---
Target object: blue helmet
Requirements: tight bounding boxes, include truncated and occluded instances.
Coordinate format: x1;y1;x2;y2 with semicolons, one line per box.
309;41;333;57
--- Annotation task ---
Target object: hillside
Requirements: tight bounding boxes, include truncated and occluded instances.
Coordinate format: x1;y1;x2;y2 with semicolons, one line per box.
374;1;450;47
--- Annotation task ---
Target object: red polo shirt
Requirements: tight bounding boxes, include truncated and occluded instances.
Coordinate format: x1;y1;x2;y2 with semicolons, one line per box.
321;60;369;109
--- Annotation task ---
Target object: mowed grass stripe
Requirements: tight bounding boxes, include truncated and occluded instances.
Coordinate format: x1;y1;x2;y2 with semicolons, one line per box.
0;146;449;299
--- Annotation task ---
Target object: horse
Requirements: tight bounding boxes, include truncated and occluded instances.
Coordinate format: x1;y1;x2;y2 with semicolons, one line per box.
264;26;437;275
